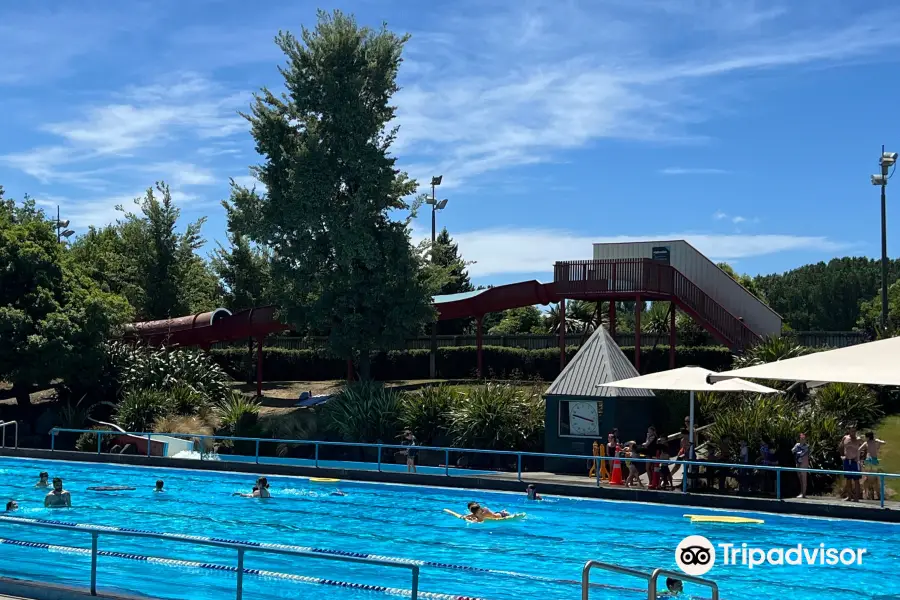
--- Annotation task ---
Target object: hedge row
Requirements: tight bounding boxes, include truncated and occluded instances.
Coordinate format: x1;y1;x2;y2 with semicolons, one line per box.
211;345;733;382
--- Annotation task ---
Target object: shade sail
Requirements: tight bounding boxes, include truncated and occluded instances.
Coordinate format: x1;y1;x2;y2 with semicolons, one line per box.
709;336;900;386
596;365;780;394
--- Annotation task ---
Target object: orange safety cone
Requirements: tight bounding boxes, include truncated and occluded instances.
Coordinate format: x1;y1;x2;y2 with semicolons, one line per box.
609;444;624;485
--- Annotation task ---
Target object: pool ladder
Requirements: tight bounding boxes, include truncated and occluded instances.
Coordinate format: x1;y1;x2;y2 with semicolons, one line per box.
581;560;719;600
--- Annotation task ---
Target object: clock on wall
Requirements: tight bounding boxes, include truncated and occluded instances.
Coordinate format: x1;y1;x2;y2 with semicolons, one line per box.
568;401;600;437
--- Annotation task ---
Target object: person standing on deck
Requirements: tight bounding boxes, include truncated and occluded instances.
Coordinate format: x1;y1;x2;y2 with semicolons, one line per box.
840;425;862;502
402;430;418;474
792;433;810;498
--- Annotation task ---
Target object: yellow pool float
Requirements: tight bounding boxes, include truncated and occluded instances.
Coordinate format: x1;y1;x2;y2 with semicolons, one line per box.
684;514;764;524
309;477;341;483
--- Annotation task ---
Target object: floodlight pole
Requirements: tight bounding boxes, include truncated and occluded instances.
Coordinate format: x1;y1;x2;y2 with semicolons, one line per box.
430;177;441;379
881;144;889;332
57;206;61;243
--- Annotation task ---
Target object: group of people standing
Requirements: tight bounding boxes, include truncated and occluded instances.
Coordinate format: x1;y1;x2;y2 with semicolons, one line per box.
836;425;884;502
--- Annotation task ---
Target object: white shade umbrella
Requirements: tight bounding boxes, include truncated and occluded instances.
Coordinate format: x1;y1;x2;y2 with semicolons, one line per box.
709;336;900;386
597;366;780;474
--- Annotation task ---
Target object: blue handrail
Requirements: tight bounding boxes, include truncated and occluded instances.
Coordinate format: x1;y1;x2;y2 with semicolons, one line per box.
46;427;893;508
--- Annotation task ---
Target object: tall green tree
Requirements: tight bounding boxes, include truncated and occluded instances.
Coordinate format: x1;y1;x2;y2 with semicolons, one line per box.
857;279;900;335
488;306;544;334
0;191;131;406
69;182;221;320
212;188;273;311
755;257;900;331
232;12;434;378
429;227;473;335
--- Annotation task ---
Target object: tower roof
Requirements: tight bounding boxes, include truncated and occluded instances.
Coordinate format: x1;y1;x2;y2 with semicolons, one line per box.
546;326;654;398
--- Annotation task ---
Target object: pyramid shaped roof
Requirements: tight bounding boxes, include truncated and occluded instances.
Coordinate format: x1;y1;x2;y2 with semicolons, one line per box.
545;326;654;398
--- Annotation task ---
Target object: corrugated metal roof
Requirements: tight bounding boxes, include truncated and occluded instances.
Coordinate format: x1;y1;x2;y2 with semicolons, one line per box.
545;326;654;398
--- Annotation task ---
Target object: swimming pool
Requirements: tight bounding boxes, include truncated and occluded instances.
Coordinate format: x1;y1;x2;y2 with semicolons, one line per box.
0;457;897;600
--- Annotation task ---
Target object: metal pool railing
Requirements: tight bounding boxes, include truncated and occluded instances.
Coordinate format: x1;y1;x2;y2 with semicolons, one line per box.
581;560;719;600
0;421;17;450
46;427;899;508
0;517;421;600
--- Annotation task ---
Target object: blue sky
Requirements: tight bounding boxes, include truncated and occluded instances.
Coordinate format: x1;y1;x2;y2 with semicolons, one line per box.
2;0;900;288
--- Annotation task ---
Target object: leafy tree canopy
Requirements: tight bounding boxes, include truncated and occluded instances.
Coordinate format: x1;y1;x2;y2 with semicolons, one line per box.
211;186;273;312
488;306;544;335
754;257;900;331
231;11;434;377
0;191;131;405
69;182;221;320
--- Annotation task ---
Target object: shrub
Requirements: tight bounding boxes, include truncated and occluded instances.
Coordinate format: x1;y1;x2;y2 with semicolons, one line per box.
319;382;402;443
153;414;216;453
166;383;209;416
115;389;171;432
812;383;883;430
260;411;317;457
74;426;117;453
399;385;457;445
209;345;733;382
216;391;261;438
107;342;230;402
448;383;544;451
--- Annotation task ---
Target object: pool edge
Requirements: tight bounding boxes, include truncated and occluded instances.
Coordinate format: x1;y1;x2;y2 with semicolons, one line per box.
2;448;896;524
0;576;157;600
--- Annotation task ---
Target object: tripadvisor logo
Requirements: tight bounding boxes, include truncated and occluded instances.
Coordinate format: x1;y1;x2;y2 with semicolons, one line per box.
676;536;867;575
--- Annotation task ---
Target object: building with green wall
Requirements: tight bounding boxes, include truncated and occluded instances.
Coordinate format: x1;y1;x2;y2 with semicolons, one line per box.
544;326;654;473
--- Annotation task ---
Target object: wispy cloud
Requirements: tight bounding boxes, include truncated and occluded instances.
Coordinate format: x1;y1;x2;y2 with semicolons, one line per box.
660;167;729;176
441;226;850;278
394;1;900;188
1;73;249;195
715;211;759;225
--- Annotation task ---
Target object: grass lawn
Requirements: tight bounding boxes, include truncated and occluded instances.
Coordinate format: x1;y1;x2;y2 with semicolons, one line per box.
876;414;900;496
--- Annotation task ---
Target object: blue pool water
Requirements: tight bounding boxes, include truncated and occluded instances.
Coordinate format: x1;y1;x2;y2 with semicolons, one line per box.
208;452;495;476
0;456;898;600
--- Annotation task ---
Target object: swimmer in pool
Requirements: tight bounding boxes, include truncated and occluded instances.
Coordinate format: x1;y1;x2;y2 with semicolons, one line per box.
525;484;542;501
234;477;271;498
44;478;72;508
664;577;683;596
465;502;509;522
36;472;49;488
154;480;164;493
331;490;347;497
5;501;17;512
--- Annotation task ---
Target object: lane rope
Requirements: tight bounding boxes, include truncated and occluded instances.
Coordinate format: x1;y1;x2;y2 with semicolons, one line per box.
0;515;586;588
0;535;483;600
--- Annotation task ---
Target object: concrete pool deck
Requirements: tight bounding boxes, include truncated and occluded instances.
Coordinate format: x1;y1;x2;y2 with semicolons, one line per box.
2;447;897;523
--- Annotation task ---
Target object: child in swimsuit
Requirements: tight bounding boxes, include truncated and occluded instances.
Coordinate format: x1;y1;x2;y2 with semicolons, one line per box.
659;448;673;490
624;442;643;488
861;431;886;500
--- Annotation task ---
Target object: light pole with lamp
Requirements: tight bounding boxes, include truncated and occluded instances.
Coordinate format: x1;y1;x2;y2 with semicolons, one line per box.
872;148;898;332
427;175;448;378
56;206;74;243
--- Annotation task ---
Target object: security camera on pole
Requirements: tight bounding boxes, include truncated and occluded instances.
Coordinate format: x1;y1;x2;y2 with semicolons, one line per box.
427;176;448;379
872;147;898;332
